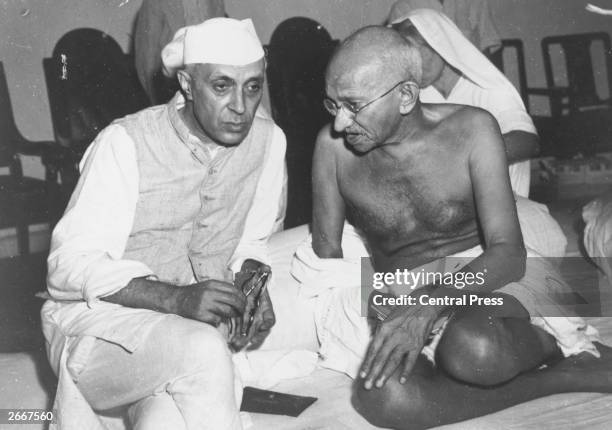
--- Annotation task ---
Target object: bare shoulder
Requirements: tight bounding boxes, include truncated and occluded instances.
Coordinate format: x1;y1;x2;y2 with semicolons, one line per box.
441;104;502;150
443;104;499;131
316;123;344;148
314;123;347;163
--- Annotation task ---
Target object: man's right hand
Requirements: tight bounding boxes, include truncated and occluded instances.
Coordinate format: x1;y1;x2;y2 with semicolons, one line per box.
175;280;246;326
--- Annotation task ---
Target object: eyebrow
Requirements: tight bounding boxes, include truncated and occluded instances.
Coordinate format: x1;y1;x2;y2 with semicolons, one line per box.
329;91;363;105
208;73;264;82
209;75;234;82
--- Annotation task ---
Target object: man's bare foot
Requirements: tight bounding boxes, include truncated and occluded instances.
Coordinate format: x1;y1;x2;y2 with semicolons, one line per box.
551;342;612;392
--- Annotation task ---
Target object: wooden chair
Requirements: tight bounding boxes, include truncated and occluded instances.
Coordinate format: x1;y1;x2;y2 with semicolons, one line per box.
266;18;338;227
0;62;66;255
541;32;612;116
492;39;530;109
43;28;149;180
492;38;557;157
537;33;612;157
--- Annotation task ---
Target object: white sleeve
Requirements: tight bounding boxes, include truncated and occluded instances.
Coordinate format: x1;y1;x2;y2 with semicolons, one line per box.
228;125;287;273
476;88;537;135
46;125;154;305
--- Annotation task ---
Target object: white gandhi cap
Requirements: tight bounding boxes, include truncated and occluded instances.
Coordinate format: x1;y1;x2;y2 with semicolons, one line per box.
162;17;265;77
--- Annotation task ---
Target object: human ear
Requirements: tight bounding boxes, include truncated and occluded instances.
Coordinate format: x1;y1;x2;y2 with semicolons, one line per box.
177;69;193;100
399;81;419;115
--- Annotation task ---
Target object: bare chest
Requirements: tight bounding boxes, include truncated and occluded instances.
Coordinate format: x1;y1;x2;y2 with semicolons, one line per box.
338;152;475;249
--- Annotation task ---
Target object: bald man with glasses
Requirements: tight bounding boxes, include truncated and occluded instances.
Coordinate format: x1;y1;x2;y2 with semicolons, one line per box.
312;26;610;429
323;80;408;120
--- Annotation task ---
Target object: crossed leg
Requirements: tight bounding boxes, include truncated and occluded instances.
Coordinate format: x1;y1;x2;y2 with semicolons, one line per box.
353;294;612;430
76;315;242;430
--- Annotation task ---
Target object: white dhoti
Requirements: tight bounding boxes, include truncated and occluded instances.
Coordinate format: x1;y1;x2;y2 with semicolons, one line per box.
292;199;599;378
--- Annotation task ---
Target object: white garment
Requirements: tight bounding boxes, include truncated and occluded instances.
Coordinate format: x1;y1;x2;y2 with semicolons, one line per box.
47;103;286;307
387;0;501;52
291;221;600;379
397;9;511;93
47;311;318;430
162;18;265;77
407;8;536;197
583;195;612;290
515;196;567;258
42;101;287;429
44;102;287;349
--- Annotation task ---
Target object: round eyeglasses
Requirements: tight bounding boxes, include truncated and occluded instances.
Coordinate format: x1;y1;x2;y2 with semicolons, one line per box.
323;80;407;119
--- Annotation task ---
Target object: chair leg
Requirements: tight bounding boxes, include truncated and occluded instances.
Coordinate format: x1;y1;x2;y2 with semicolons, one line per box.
16;221;30;256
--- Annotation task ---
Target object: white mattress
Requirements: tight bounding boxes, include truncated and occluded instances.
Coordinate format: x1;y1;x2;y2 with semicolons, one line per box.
583;195;612;317
2;224;611;430
251;225;612;430
251;318;612;430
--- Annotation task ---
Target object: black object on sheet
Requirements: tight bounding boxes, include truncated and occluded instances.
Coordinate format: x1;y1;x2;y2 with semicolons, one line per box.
240;386;317;417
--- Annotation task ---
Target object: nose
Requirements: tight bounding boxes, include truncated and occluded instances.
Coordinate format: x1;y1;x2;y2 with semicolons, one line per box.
228;87;246;114
332;107;353;133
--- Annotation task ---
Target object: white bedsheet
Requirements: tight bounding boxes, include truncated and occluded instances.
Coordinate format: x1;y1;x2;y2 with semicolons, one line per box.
584;195;612;319
251;225;612;430
2;224;611;430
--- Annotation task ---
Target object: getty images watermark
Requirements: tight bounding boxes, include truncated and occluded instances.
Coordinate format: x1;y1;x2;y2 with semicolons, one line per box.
360;257;611;318
372;268;487;290
369;267;503;309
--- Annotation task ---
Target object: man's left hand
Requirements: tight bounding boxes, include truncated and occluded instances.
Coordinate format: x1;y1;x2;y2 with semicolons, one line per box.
360;299;439;390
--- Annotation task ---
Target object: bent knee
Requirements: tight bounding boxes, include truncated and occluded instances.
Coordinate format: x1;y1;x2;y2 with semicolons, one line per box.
437;314;521;385
166;317;231;368
352;375;429;430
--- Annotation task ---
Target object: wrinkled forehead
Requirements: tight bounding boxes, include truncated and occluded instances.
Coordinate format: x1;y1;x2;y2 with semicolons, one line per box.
190;59;266;81
325;58;384;97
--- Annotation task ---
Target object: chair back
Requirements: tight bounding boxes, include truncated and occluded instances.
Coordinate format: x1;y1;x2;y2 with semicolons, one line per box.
265;17;338;227
0;62;22;171
43;28;149;155
266;17;337;143
542;32;612;115
495;39;529;109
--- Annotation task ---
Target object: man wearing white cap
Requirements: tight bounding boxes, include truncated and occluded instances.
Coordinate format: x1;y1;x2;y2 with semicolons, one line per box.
41;18;286;429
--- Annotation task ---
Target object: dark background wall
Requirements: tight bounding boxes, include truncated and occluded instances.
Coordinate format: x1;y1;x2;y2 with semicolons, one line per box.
1;0;610;178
